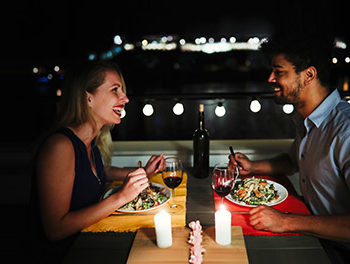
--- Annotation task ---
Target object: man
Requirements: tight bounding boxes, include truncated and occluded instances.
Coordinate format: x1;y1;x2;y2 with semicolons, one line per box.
229;34;350;263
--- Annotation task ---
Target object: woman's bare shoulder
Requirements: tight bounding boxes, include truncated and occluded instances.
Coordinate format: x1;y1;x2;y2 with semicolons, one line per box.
38;133;75;163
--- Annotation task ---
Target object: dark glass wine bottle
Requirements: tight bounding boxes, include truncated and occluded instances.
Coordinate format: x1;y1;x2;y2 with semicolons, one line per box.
193;104;209;178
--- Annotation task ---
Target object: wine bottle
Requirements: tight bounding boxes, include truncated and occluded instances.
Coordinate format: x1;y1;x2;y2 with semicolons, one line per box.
193;104;209;178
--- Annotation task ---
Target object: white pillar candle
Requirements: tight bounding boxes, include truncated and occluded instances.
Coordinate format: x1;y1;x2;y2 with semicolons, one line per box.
215;206;231;245
154;210;172;248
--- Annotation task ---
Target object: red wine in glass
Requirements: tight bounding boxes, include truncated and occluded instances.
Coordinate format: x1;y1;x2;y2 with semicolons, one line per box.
163;176;182;189
212;163;238;205
214;185;232;197
162;157;184;213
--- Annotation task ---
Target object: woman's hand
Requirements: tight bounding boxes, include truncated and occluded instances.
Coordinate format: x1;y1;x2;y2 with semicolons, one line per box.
120;168;149;203
144;154;165;178
229;152;254;176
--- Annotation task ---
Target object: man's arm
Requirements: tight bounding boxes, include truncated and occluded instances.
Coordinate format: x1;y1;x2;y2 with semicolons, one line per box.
231;152;297;176
249;205;350;242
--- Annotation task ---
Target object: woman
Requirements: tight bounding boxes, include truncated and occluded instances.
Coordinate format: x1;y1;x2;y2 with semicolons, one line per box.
30;61;164;262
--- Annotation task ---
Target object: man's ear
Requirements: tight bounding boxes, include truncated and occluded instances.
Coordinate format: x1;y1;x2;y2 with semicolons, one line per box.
304;66;317;85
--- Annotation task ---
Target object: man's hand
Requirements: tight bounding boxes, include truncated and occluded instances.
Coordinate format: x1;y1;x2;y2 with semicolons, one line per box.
249;205;288;233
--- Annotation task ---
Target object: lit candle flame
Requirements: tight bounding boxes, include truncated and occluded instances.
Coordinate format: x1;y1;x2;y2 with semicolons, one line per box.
219;204;226;211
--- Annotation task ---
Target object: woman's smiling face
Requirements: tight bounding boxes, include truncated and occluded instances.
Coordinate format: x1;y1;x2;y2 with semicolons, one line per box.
87;70;129;127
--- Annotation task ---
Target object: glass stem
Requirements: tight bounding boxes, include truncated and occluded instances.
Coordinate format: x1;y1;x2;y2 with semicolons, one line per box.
171;188;177;208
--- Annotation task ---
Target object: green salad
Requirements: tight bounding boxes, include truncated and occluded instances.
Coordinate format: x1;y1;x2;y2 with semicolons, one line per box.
231;177;279;206
120;183;168;211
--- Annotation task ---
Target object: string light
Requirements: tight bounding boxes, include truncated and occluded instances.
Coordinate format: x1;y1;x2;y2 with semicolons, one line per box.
250;99;261;113
282;104;294;114
215;102;226;117
173;102;184;115
143;104;154;116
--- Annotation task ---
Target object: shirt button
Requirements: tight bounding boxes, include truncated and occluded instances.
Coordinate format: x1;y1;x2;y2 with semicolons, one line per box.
302;179;306;183
301;153;305;159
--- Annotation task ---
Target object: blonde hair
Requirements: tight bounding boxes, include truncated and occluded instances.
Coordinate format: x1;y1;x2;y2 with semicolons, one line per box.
56;61;126;165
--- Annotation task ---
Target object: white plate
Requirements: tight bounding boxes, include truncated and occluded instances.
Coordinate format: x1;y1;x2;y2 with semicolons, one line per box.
103;182;171;213
226;179;288;207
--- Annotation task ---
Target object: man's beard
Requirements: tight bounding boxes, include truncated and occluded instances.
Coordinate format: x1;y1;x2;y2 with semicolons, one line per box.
273;78;304;108
274;92;289;105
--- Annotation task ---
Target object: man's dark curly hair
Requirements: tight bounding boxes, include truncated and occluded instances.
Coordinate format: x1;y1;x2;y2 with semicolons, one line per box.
261;33;333;87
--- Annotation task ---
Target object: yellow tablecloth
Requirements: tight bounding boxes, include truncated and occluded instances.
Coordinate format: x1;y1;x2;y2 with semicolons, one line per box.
82;172;187;233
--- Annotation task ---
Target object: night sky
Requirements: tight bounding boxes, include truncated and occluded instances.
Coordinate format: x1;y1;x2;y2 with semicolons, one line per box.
2;0;348;64
1;0;349;142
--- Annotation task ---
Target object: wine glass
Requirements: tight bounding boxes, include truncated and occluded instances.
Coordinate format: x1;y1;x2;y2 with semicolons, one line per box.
212;162;239;205
162;157;184;214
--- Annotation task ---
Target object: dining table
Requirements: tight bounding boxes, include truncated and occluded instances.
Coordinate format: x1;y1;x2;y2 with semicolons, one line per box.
62;167;332;264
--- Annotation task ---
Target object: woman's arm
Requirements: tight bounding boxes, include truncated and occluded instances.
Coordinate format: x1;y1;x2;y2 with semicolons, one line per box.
37;134;148;241
104;154;165;181
104;166;133;181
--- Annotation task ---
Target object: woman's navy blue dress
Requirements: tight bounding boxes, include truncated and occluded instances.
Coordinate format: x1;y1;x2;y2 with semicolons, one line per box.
29;127;106;263
62;127;106;210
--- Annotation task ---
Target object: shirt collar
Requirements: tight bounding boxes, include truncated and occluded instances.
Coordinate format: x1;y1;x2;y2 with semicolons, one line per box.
306;89;341;128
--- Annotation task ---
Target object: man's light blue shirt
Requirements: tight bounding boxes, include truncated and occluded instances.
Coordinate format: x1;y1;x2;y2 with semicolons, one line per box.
290;89;350;215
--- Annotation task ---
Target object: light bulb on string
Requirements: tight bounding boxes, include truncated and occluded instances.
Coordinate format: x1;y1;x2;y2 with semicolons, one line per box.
142;103;154;116
282;104;294;114
215;102;226;117
250;99;261;113
173;102;184;115
120;108;126;118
